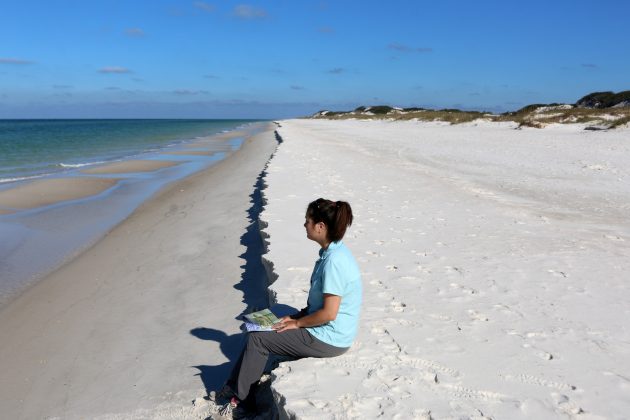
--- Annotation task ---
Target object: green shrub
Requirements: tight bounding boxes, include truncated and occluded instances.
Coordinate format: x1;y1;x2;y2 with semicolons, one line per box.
367;105;394;114
576;90;630;108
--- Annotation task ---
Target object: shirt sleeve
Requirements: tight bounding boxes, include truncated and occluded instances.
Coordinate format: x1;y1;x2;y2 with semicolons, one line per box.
322;257;347;296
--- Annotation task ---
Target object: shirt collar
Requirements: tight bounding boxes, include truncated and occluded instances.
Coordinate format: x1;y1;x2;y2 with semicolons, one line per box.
319;240;343;260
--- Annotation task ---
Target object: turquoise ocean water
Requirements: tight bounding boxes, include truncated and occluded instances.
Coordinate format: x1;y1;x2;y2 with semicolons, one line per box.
0;119;256;183
0;119;264;308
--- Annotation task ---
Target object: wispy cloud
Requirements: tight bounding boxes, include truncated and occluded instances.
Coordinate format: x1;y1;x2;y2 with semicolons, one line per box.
125;28;145;37
53;84;73;89
194;1;215;12
204;74;219;79
581;63;598;68
105;86;122;90
388;43;433;53
318;26;334;34
99;66;132;74
0;57;34;65
290;85;305;90
327;67;344;74
233;4;267;19
172;89;210;95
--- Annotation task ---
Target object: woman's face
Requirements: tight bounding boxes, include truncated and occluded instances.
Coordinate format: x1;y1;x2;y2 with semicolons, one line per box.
304;217;327;243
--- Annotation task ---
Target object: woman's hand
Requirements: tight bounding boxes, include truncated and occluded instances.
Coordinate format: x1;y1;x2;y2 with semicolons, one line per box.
273;316;299;333
273;295;342;333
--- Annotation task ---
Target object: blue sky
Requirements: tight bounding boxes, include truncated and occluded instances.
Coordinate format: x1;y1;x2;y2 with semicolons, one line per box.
1;0;628;118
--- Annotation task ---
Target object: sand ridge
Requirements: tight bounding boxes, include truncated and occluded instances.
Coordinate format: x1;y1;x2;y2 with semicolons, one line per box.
0;177;118;213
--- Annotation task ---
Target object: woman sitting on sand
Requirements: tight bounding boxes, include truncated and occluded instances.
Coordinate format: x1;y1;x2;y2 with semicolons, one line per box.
217;198;362;417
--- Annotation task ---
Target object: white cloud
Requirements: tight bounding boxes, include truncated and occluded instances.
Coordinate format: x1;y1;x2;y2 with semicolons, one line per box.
0;57;33;65
125;28;145;37
194;1;215;12
173;89;210;95
233;4;267;19
388;43;433;53
99;66;132;74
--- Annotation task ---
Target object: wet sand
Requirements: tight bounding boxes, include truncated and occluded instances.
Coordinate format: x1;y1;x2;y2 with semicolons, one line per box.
0;178;118;213
81;159;181;174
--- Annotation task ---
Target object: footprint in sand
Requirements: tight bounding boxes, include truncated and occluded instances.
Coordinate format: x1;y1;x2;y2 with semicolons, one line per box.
501;373;576;391
390;299;407;312
551;392;585;416
444;266;464;276
450;283;478;295
369;279;384;287
365;250;384;257
416;265;432;274
467;309;489;322
493;303;524;318
547;269;568;278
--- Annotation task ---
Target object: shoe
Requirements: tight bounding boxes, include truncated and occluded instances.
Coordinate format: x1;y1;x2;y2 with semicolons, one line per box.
218;396;244;418
212;384;235;405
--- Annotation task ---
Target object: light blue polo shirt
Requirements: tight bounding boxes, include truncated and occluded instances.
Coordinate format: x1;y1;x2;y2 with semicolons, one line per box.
306;240;362;348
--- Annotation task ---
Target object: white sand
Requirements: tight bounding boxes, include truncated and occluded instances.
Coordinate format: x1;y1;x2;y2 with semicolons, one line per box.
260;119;630;419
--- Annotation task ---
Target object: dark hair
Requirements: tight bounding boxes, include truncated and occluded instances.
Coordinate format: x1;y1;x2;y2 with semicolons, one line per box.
306;198;353;242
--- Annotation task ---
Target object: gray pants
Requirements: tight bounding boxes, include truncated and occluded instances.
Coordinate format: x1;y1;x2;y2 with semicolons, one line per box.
229;328;348;400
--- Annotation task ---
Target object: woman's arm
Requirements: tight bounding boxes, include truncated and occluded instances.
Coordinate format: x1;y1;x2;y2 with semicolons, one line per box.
290;307;308;319
274;294;341;333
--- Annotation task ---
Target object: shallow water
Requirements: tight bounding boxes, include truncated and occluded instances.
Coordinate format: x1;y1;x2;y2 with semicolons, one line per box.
0;119;257;183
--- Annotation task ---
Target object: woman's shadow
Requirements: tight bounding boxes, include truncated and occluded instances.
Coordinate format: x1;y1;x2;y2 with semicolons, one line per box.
190;303;298;393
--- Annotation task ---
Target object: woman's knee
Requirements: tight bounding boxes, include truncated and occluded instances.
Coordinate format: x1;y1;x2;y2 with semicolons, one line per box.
246;332;269;354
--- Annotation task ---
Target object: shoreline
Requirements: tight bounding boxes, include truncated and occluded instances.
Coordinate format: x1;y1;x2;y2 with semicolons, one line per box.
0;123;279;419
0;124;263;309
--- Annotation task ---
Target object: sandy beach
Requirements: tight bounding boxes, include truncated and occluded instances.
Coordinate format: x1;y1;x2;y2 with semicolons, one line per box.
1;118;629;419
0;124;278;419
261;119;630;419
